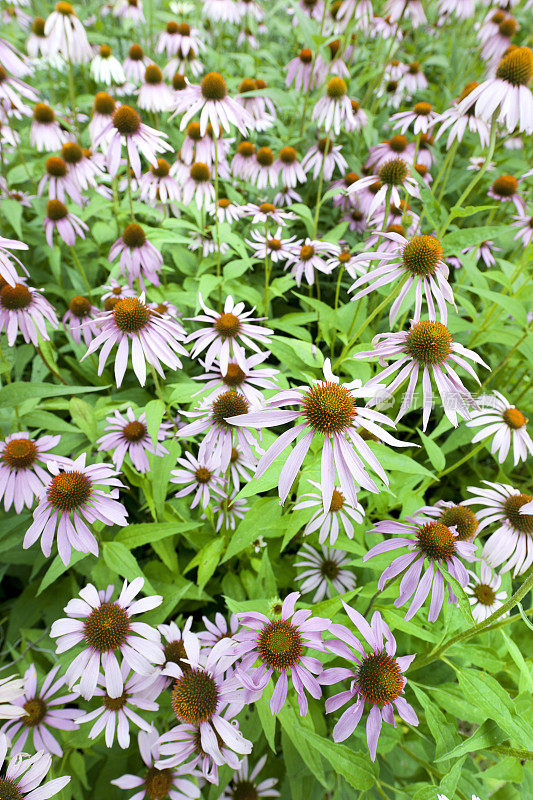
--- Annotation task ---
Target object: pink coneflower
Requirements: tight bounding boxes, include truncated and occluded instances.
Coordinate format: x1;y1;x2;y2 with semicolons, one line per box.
295;544;355;602
0;280;58;346
199;613;239;648
51;577;163;701
96;104;171;178
274;185;302;207
139;158;181;204
511;212;533;246
481;16;518;66
345;99;368;132
356;320;489;429
101;278;135;306
466;482;533;576
242;201;295;226
229;140;255;180
311;77;355;136
367;135;415;170
465;562;508;623
180;121;218;166
212;489;249;532
391;101;438;134
0;64;37;112
321;604;418;760
235;78;274;132
187;294;272;373
112;726;202;799
202;0;241;24
182;162;215;209
363;516;477;621
82;295;187;387
227;447;255;491
89;91;116;145
43;199;88;247
456;47;533;135
285;48;324;92
294;480;365;545
194;351;279;406
228;358;407;507
44;2;93;63
234;591;330;715
208;197;242;224
248;146;278;189
30;102;70;151
246;227;296;264
38;156;82;204
219;755;280;800
385;0;426;26
0;664;81;757
414;500;479;544
347;158;419;220
0;677;26;721
76;664;159;749
138;65;174;112
0;432;63;513
487;174;525;212
436;82;491;148
109;224;163;290
159;632;252;765
123;43;151;84
401;60;428;95
24;453;128;565
285;238;337;287
157;20;203;58
171;450;224;509
466;391;532;465
0;735;70;798
113;0;146;22
63;295;99;345
173;71;252;135
348;233;456;324
91;45;126;86
177;392;259;471
97;407;169;473
275;146;306;188
302;136;348;180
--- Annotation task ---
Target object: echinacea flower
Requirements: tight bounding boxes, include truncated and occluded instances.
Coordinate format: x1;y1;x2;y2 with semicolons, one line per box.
465;562;508;622
487;174;525;213
38;156;82;204
173;71;253;136
347;158;419;220
31;102;72;151
363;516;477;621
294;480;365;545
348;233;456;324
91;45;126;86
275;146;306;188
0;235;28;287
0;732;71;799
123;43;152;84
321;604;418;760
112;726;201;800
312;77;355;135
234;591;330;715
138;64;174;112
96;104;172;179
199;613;239;648
391;102;438;134
24;453;128;565
43;199;88;247
50;577;164;700
285;238;336;286
211;490;249;532
89;91;116;145
228;359;407;507
511;212;533;247
187;294;272;373
285;48;323;92
219;755;280;800
414;500;479;544
0;677;26;720
76;663;159;749
0;281;58;346
302;136;348;181
181;162;215;209
44;1;93;63
466;482;533;576
109;224;163;290
466;391;532;465
97;407;170;473
62;295;99;345
357;320;489;429
435;82;491;148
82;295;187;387
0;664;81;756
139;158;181;204
171;450;224;509
0;432;63;513
295;543;356;602
193;351;279;406
249;147;278;189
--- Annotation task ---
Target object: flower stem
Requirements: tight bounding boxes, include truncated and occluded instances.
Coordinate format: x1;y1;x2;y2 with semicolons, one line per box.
69;246;93;300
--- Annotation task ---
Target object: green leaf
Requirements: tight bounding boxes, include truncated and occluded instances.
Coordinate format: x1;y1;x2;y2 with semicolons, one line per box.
0;382;108;407
367;442;433;479
439;564;474;624
410;684;460;762
38;551;88;595
500;629;533;692
256;682;277;751
144;399;165;448
434;719;506;761
278;708;332;789
114;521;200;549
223;498;282;561
417;428;446;471
102;542;155;593
69;397;97;443
312;588;360;619
443;225;507;254
185;538;225;589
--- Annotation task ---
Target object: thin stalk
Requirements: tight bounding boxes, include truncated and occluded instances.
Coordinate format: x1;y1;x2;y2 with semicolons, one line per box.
70;247;93;300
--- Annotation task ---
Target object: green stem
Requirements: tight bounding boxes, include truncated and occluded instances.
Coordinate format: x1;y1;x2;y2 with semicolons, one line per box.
70;247;93;300
213;133;222;310
126;161;135;222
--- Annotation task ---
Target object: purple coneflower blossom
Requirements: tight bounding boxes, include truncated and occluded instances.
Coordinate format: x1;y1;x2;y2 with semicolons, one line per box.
511;212;533;247
302;136;348;180
462;239;500;269
112;725;201;800
0;676;25;720
101;278;136;305
51;577;163;701
219;755;280;800
95;104;171;179
294;480;365;546
366;135;415;170
0;733;70;799
487;174;525;213
63;295;99;345
285;49;324;92
61;142;103;191
391;102;438;134
211;490;249;532
157;21;203;58
173;72;252;135
229;358;406;507
24;453;128;565
182;162;215;209
435;82;491;148
347;158;419;220
187;294;272;373
285;238;336;287
113;0;146;22
0;235;28;287
466;482;533;576
194;351;279;406
208;198;241;224
456;47;533;134
0;281;58;346
234;591;330;716
1;664;80;757
90;45;126;86
414;500;479;544
466;391;532;465
356;320;489;429
89;91;116;145
348;232;456;324
345;99;368;132
386;0;426;26
138;65;174;112
43;199;88;248
30;103;71;152
76;664;159;749
109;224;163;290
97;407;170;473
38;156;83;205
0;432;63;513
139;158;181;204
312;77;355;135
275;146;306;188
465;562;508;623
295;544;355;602
82;294;187;387
321;604;418;760
123;43;152;84
226;447;255;491
44;2;93;63
363;516;477;621
171;450;224;509
199;613;239;648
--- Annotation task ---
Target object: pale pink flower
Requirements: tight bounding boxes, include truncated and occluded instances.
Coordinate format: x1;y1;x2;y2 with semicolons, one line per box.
465;562;508;623
0;734;70;799
285;49;325;92
109;224;163;290
385;0;426;26
62;295;99;345
44;2;93;62
295;544;355;602
139;158;181;204
347;158;419;220
218;755;280;800
285;238;337;286
95;104;172;179
30;102;71;151
0;432;63;513
275;146;306;188
301;137;348;180
173;72;253;136
171;450;224;509
90;46;126;86
511;212;533;247
466;391;532;465
0;280;58;346
312;77;355;136
97;407;170;473
435;83;491;148
138;65;174;112
182;161;215;209
246;227;296;264
38;155;83;205
294;480;365;545
391;101;438;134
487;174;525;212
193;351;279;406
211;490;249;532
123;43;152;84
43;199;88;247
249;146;278;189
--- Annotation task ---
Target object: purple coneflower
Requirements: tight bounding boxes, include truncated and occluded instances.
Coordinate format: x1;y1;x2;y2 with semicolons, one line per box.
97;407;170;473
275;146;306;188
30;102;70;151
95;104;171;178
366;135;415;170
285;238;336;286
171;450;224;509
435;82;491;148
415;500;479;544
1;664;81;756
219;755;280;800
109;224;163;290
312;77;355;135
295;544;355;602
173;71;252;136
363;516;477;621
511;212;533;247
0;235;28;287
391;101;438;134
246;228;295;264
63;295;99;345
302;136;348;180
212;490;249;532
38;156;83;205
43;199;88;247
0;676;25;720
182;161;215;209
321;604;418;760
89;91;116;145
294;480;365;545
487;174;525;212
0;432;63;513
0;734;70;799
285;48;324;92
194;351;279;406
139;158;181;204
347;158;419;220
465;562;508;623
138;65;174;112
0;280;58;346
234;591;330;715
466;391;532;465
44;2;93;63
91;45;126;86
466;482;533;576
123;43;152;84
